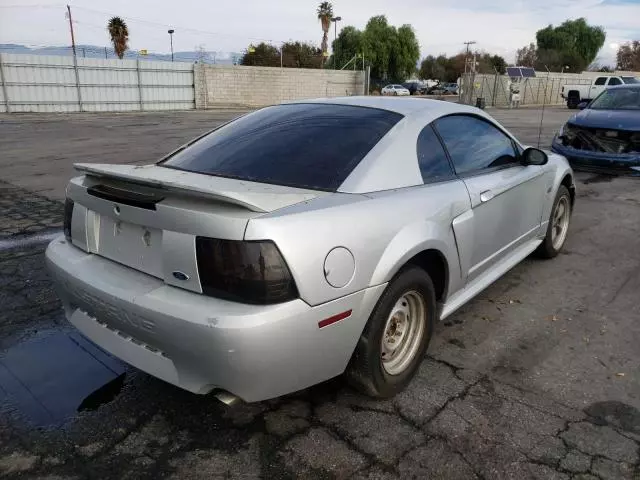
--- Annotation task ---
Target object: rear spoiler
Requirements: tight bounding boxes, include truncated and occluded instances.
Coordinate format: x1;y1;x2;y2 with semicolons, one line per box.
73;163;321;213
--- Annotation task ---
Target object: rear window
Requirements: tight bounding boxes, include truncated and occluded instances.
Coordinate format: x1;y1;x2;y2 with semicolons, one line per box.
161;103;403;191
622;77;640;84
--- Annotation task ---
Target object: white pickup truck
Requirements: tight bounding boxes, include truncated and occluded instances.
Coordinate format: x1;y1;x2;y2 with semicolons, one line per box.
561;75;639;109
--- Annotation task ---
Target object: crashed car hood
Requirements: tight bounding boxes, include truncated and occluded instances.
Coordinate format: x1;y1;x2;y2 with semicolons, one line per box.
569;109;640;131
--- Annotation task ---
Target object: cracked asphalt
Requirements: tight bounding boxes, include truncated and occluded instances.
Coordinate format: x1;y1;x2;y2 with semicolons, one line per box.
0;107;639;479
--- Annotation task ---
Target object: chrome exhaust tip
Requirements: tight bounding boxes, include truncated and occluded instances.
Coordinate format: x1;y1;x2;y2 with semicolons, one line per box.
214;390;241;406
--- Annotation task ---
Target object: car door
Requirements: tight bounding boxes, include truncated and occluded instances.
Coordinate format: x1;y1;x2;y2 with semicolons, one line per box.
590;76;608;99
434;114;546;283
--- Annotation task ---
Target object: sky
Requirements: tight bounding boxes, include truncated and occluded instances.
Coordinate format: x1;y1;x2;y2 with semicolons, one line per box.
1;0;639;66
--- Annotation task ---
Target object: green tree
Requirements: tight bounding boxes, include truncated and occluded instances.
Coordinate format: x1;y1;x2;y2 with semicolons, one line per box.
393;25;420;79
240;42;280;67
330;26;363;69
362;16;396;79
361;16;420;82
419;55;446;80
107;17;129;59
329;16;419;81
282;42;323;69
536;18;605;71
617;41;640;71
419;51;506;82
487;54;507;74
317;2;333;66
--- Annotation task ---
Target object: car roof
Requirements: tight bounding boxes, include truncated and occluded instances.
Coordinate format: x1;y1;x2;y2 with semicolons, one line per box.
607;84;640;90
288;96;476;118
279;97;519;193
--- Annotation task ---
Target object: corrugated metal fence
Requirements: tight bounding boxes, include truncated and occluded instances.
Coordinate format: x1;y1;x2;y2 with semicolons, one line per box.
0;53;194;113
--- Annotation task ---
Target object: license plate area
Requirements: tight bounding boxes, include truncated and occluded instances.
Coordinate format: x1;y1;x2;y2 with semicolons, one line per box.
96;214;164;278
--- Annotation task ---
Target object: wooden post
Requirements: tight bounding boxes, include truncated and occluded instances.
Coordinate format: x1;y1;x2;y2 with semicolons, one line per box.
67;5;83;111
0;53;10;113
136;59;144;111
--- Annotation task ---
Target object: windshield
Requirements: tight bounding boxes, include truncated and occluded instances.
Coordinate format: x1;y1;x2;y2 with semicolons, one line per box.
589;88;640;110
621;77;640;84
161;103;403;191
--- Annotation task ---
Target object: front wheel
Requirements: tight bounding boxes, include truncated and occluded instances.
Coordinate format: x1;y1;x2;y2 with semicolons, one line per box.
536;185;571;258
346;267;435;398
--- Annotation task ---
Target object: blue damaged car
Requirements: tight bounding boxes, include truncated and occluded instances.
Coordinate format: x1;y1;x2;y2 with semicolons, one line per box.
552;84;640;175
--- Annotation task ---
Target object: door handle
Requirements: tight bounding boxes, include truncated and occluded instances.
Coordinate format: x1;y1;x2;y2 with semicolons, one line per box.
480;190;494;202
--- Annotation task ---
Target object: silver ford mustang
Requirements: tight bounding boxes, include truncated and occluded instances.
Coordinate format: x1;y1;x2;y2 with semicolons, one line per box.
46;97;575;403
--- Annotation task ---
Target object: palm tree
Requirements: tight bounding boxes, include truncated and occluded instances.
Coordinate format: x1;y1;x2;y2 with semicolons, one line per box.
317;2;333;67
107;16;129;59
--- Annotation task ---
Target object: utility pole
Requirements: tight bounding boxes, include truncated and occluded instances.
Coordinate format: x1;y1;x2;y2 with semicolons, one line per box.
463;40;476;75
331;16;341;70
66;4;77;58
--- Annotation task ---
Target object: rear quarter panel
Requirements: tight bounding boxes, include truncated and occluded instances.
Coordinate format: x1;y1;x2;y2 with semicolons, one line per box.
244;180;471;307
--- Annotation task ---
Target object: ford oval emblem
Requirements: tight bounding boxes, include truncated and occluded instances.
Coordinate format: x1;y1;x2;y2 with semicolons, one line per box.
172;271;190;281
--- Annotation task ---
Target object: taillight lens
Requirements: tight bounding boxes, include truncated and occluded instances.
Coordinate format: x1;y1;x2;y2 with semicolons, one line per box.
63;198;74;241
195;237;298;305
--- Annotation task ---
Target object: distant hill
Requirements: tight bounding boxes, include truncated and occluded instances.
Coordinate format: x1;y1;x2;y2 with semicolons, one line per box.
0;43;242;65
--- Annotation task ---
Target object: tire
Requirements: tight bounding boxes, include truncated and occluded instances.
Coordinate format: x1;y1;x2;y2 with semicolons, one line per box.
567;95;580;109
394;91;398;96
346;266;436;398
536;185;571;259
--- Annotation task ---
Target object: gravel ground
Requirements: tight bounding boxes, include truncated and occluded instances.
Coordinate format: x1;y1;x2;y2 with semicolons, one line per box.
0;106;638;480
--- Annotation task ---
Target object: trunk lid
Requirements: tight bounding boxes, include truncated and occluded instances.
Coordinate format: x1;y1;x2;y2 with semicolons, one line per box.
67;163;326;294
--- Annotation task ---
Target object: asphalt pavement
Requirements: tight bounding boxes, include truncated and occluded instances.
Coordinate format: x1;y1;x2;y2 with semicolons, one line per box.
0;105;638;480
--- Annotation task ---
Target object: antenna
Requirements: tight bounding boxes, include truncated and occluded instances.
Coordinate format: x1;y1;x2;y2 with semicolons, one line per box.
537;65;551;148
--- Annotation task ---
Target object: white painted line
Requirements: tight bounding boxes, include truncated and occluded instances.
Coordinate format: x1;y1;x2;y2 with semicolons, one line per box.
0;230;62;251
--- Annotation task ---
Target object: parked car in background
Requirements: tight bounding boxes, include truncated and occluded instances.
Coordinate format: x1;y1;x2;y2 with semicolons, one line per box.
552;84;640;174
561;75;639;109
46;97;574;404
402;81;428;95
382;84;411;96
428;83;459;95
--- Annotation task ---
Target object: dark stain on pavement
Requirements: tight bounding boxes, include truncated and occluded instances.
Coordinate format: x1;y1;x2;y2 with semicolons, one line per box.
585;401;640;435
582;174;615;184
0;328;126;427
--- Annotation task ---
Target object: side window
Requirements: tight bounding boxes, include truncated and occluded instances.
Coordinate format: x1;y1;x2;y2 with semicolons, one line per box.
594;77;607;86
416;125;454;183
434;115;518;175
608;77;622;86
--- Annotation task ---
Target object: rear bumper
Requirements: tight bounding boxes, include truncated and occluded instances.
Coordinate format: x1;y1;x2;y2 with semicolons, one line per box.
551;136;640;176
45;237;385;402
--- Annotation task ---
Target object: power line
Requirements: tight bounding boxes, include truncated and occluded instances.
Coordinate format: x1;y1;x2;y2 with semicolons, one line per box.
72;5;286;44
0;4;63;8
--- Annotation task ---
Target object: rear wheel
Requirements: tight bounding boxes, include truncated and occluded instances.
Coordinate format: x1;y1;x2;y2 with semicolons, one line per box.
567;94;580;109
346;267;435;398
536;185;571;258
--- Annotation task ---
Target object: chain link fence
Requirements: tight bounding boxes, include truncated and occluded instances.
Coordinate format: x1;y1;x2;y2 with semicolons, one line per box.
459;72;594;108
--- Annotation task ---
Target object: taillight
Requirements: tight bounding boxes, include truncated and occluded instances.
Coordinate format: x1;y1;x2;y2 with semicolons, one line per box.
63;198;74;241
195;237;298;305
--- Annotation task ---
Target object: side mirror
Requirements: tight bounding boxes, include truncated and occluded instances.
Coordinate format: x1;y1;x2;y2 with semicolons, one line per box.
522;147;548;166
578;101;588;110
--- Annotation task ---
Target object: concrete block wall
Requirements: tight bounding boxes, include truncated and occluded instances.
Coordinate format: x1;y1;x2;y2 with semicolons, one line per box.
195;64;365;108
